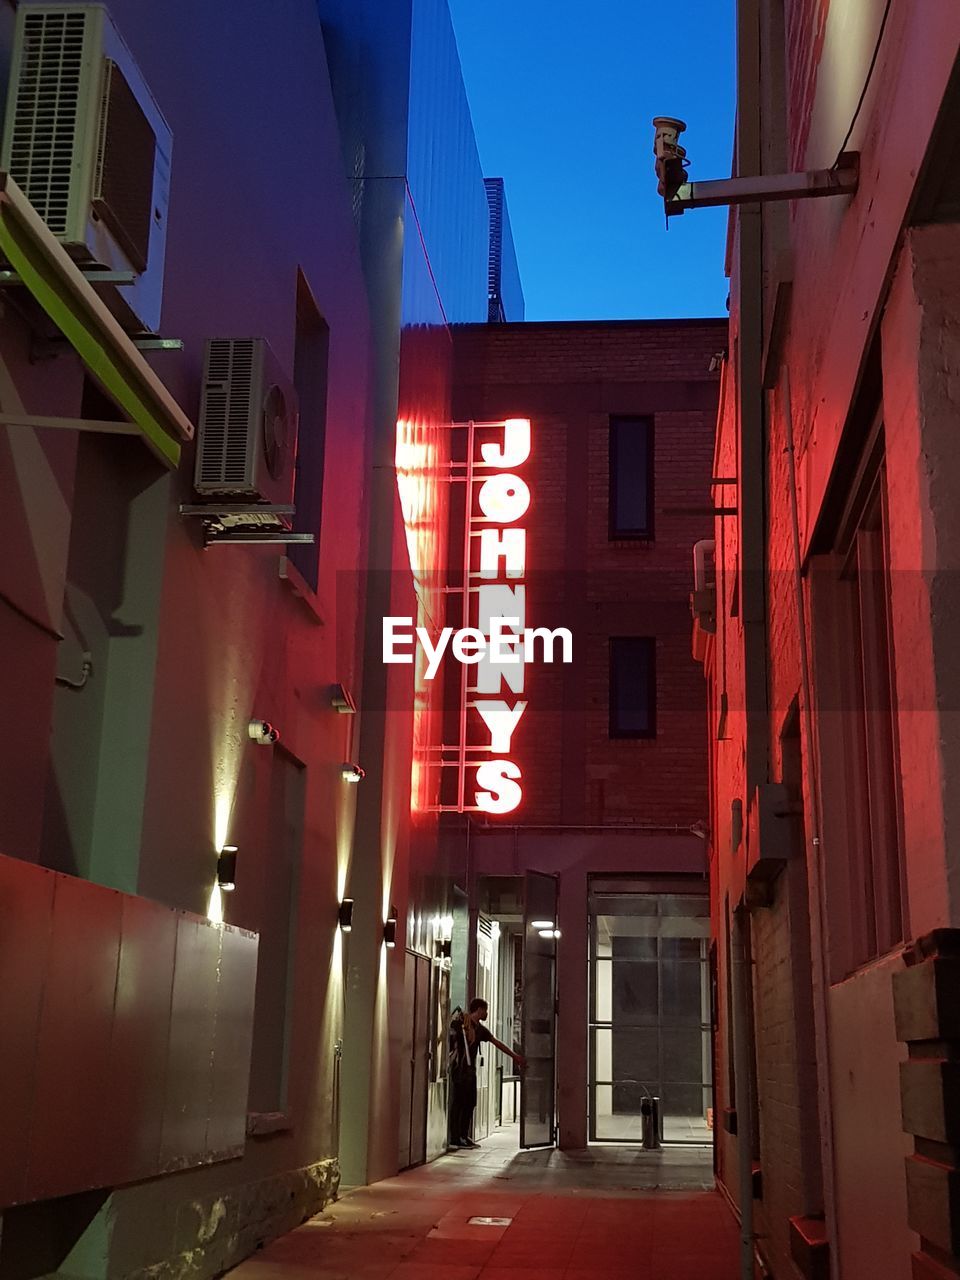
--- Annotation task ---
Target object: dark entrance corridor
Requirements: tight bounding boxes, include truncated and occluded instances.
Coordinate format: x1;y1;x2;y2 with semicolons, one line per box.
231;1127;738;1280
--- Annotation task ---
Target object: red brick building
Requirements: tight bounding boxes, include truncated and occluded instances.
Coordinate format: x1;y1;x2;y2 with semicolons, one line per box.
448;318;725;1149
700;4;960;1279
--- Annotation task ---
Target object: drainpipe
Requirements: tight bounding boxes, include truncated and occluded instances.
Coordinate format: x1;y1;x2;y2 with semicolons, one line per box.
731;905;756;1280
782;374;840;1278
734;0;766;1276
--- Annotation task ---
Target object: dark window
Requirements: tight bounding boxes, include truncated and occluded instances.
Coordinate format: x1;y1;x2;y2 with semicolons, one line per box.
609;416;654;538
289;271;330;590
609;637;656;738
812;433;906;977
838;472;904;962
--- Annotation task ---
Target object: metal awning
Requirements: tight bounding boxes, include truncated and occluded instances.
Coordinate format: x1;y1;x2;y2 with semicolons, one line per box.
0;172;193;468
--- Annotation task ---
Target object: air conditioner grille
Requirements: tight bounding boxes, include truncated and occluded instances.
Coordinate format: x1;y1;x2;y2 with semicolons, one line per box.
93;59;156;273
9;10;88;235
199;340;257;488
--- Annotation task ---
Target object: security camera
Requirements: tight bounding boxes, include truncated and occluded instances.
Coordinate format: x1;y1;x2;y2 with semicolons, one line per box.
341;762;365;783
652;116;688;201
248;719;280;745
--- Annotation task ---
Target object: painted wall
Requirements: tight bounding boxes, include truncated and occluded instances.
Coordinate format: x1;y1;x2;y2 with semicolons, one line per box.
706;2;960;1276
0;1;372;1275
315;0;492;1186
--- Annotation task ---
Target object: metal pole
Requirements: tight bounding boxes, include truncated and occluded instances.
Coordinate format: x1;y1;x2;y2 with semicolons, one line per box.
731;906;755;1280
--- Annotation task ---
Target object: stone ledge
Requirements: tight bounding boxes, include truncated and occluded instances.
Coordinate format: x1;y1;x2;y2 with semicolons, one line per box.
126;1158;339;1280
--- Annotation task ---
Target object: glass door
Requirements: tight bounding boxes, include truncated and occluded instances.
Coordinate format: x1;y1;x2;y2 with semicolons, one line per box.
520;870;558;1149
474;916;498;1140
589;888;712;1144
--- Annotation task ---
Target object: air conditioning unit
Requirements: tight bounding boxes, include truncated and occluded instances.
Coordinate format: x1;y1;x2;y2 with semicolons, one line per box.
194;339;300;529
1;4;172;333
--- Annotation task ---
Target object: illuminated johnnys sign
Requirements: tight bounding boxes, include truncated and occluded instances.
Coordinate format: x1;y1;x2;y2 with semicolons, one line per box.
392;416;568;816
463;416;533;814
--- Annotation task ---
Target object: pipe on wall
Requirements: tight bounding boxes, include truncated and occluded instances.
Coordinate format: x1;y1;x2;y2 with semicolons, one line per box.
782;372;840;1276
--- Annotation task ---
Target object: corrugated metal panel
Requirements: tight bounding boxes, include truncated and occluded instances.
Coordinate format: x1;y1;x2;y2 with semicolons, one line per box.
107;892;178;1182
24;872;123;1201
159;914;222;1172
0;856;55;1206
0;852;259;1206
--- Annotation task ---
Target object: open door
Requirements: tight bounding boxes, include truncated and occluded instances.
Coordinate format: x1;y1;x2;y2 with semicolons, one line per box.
520;869;558;1148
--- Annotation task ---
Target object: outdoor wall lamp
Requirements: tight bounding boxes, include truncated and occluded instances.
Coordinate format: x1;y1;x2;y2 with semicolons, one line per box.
341;762;365;783
383;908;398;948
338;898;354;932
531;919;554;930
538;928;561;940
217;845;238;891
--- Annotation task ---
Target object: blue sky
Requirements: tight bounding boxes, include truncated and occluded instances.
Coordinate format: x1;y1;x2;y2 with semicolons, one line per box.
448;0;736;321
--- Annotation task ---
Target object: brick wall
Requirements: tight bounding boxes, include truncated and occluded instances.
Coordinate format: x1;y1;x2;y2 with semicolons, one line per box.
452;319;725;827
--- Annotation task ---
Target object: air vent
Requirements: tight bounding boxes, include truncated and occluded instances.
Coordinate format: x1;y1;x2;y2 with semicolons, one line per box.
194;338;299;519
1;4;173;333
93;59;156;272
8;9;88;236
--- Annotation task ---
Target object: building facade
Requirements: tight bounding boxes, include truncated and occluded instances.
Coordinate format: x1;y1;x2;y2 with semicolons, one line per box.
701;3;960;1278
315;0;524;1187
0;0;520;1275
450;318;725;1150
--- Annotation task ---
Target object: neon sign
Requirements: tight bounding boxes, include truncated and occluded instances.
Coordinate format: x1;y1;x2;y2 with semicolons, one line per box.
396;417;571;815
468;417;529;813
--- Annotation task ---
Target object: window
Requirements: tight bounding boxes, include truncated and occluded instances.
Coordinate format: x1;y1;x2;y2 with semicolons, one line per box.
609;416;654;538
609;637;656;738
813;441;906;975
289;271;330;590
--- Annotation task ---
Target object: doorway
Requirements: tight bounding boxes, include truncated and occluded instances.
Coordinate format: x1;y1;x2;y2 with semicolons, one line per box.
473;916;499;1140
399;950;432;1169
589;881;712;1144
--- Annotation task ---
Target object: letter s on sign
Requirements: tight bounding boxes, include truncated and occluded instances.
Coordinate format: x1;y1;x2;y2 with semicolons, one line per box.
475;760;522;815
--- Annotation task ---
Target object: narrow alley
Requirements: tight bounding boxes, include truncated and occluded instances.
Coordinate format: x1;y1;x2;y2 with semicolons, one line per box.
3;3;960;1280
233;1128;737;1280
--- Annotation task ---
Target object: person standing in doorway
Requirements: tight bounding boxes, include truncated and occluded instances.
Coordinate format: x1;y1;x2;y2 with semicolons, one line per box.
449;997;525;1149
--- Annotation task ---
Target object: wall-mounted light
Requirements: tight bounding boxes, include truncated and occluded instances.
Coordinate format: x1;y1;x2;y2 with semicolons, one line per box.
384;908;398;948
531;919;554;930
341;762;365;783
248;718;280;745
436;938;452;960
440;913;454;941
338;898;354;932
217;845;238;891
538;928;561;940
330;683;357;714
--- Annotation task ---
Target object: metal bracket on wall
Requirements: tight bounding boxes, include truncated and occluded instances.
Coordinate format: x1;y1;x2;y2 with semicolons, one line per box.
179;503;315;549
665;152;859;218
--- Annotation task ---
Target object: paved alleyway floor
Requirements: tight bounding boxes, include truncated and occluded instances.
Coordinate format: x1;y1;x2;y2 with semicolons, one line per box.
231;1126;740;1280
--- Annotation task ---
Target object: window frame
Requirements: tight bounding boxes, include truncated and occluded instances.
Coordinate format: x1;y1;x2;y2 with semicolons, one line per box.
609;635;657;740
608;415;655;540
812;424;907;978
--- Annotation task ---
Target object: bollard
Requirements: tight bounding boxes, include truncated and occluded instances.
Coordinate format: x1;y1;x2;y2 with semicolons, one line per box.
640;1095;661;1150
